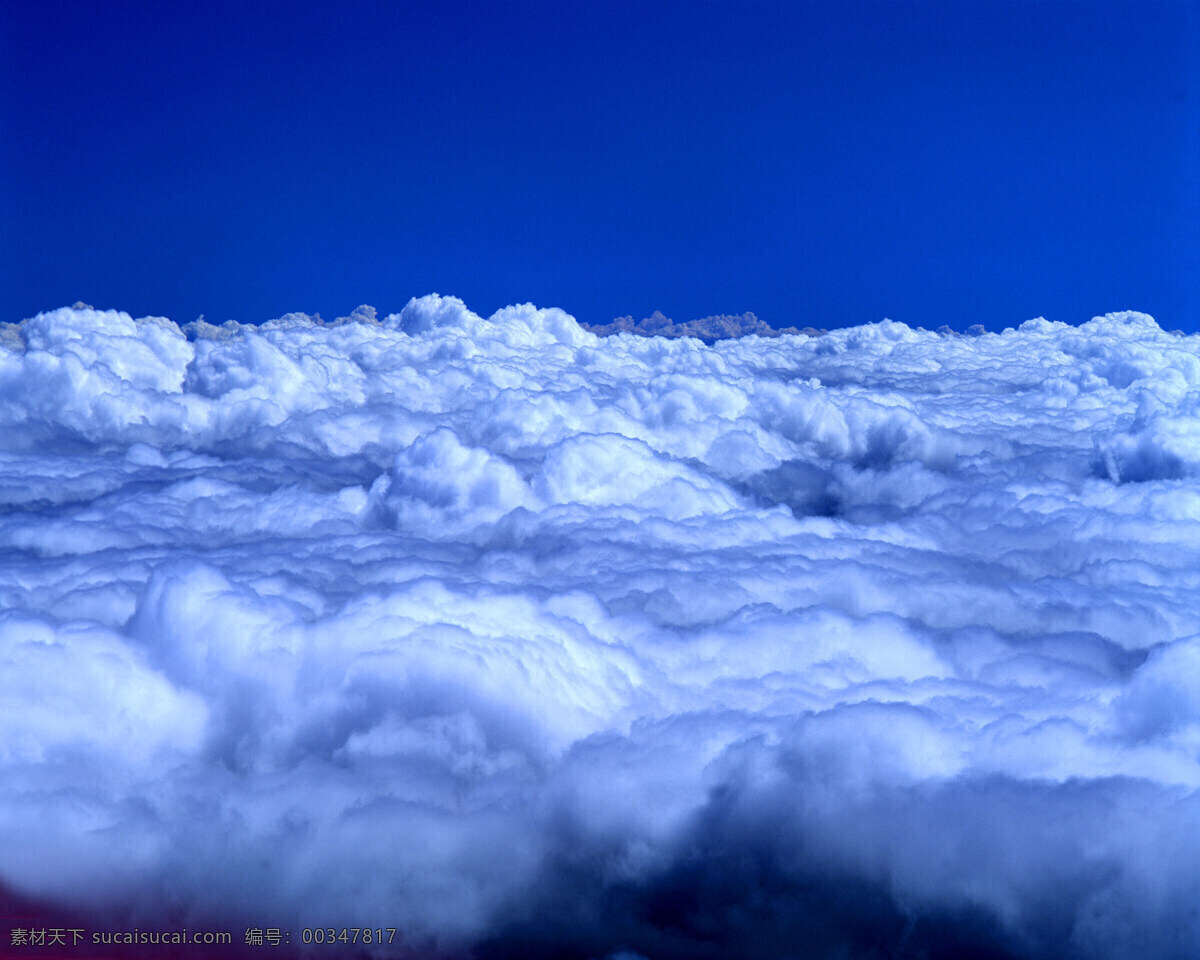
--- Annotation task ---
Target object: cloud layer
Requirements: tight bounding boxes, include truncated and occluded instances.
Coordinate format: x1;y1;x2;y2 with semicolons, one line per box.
2;299;1199;959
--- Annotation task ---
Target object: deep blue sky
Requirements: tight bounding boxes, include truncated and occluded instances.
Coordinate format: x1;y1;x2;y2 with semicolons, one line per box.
2;0;1197;331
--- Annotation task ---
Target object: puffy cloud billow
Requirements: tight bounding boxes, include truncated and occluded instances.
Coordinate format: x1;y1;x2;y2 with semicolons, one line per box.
2;298;1199;959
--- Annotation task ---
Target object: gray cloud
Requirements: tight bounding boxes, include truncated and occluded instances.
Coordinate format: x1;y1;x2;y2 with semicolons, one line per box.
582;310;821;342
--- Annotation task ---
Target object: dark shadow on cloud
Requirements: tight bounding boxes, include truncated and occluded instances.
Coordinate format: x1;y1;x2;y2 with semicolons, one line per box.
475;779;1029;960
477;768;1196;960
733;460;842;518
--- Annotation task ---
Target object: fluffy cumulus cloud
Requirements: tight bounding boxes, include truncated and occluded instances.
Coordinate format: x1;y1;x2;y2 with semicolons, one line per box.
2;299;1200;959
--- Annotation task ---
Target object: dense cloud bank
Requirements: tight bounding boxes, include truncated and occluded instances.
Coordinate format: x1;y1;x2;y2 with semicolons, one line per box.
2;298;1199;959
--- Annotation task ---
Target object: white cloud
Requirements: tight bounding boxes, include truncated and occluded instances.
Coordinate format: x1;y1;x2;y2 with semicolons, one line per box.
1;298;1198;957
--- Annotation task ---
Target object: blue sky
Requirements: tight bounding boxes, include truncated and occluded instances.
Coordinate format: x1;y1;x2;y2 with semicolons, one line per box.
3;0;1197;331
